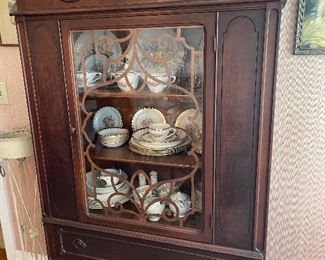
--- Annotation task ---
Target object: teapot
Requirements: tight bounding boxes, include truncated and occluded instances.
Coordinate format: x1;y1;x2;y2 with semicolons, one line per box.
169;191;191;218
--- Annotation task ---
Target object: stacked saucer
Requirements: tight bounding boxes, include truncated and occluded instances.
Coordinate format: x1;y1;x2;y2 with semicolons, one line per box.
129;127;191;157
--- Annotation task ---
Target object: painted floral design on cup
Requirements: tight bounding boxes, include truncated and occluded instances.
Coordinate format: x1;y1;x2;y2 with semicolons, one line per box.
148;123;176;142
147;73;176;93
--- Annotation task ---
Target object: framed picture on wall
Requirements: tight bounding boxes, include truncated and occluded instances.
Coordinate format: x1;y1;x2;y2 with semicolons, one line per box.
295;0;325;54
0;0;18;46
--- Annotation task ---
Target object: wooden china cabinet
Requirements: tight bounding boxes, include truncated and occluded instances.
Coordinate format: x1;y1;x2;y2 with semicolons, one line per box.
14;0;281;259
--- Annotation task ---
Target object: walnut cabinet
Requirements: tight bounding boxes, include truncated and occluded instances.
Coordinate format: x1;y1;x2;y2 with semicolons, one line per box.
15;0;281;259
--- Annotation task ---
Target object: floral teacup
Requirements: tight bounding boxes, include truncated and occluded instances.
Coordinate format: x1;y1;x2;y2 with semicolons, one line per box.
115;71;140;92
148;123;176;142
147;73;176;93
76;71;102;85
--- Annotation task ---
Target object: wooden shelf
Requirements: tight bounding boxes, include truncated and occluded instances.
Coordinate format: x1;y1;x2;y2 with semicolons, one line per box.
78;85;201;100
92;144;200;169
88;91;193;99
89;202;203;231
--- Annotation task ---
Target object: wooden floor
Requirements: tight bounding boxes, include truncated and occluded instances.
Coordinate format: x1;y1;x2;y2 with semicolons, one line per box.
0;248;6;260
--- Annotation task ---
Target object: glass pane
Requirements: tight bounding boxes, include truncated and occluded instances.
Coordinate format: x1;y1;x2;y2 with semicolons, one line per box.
71;26;204;231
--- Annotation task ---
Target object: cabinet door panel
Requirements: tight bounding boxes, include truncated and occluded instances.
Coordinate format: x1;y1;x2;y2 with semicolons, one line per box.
60;12;215;243
26;20;78;219
215;10;265;249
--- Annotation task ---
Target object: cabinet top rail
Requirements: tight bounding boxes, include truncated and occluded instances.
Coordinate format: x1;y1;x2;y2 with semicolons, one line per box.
14;0;281;16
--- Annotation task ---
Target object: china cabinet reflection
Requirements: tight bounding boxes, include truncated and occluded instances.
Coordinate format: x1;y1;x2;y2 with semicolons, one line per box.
15;0;281;259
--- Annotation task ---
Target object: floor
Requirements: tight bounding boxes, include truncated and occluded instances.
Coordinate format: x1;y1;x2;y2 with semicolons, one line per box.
0;225;4;248
0;249;6;260
0;226;6;260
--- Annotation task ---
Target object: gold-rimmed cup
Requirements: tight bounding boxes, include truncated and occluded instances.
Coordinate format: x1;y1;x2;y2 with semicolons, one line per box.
148;123;176;142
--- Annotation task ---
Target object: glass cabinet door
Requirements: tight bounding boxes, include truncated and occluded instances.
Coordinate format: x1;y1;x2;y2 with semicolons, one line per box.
69;24;208;238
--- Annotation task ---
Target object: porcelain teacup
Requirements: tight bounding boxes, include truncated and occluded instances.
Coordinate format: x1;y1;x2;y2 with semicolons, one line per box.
133;185;152;206
115;71;140;92
76;71;102;85
99;168;121;187
147;73;176;93
148;123;176;142
144;197;165;222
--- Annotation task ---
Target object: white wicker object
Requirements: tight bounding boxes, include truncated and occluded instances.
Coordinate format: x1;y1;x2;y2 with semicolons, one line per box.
0;128;33;159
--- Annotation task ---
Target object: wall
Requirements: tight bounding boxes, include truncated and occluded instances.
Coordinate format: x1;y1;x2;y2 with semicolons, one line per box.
266;0;325;259
0;47;28;129
0;46;47;258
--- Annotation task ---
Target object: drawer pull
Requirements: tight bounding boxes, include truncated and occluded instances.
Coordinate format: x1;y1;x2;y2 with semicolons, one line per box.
72;239;87;250
61;0;79;2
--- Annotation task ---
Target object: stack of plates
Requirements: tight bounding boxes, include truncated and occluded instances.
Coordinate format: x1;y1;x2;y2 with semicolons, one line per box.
86;171;130;209
129;128;191;157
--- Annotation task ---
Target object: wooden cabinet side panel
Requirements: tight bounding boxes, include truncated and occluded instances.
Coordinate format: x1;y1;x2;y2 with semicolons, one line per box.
215;10;265;249
254;3;280;252
25;20;78;219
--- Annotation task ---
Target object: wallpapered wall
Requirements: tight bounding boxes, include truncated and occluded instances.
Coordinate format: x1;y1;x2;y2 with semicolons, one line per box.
0;0;324;259
0;47;47;257
266;0;325;259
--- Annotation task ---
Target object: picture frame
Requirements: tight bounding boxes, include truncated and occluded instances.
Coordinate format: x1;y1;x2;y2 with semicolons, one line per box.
295;0;325;55
0;0;18;46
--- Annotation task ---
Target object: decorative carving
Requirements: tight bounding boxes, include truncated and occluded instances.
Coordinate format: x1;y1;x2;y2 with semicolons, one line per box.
73;27;204;228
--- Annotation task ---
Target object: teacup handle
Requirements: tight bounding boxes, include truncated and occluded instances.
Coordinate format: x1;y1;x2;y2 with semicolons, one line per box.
170;76;176;84
99;176;113;186
93;72;102;82
167;128;176;139
88;72;102;84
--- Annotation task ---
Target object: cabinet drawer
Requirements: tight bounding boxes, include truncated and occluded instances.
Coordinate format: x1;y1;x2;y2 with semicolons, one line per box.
55;226;236;260
53;224;253;260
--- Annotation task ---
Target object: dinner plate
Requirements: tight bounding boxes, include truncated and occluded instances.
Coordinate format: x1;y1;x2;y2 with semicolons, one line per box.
129;135;191;157
175;109;202;132
175;109;202;153
93;106;123;132
125;28;184;75
131;108;166;131
74;31;122;72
